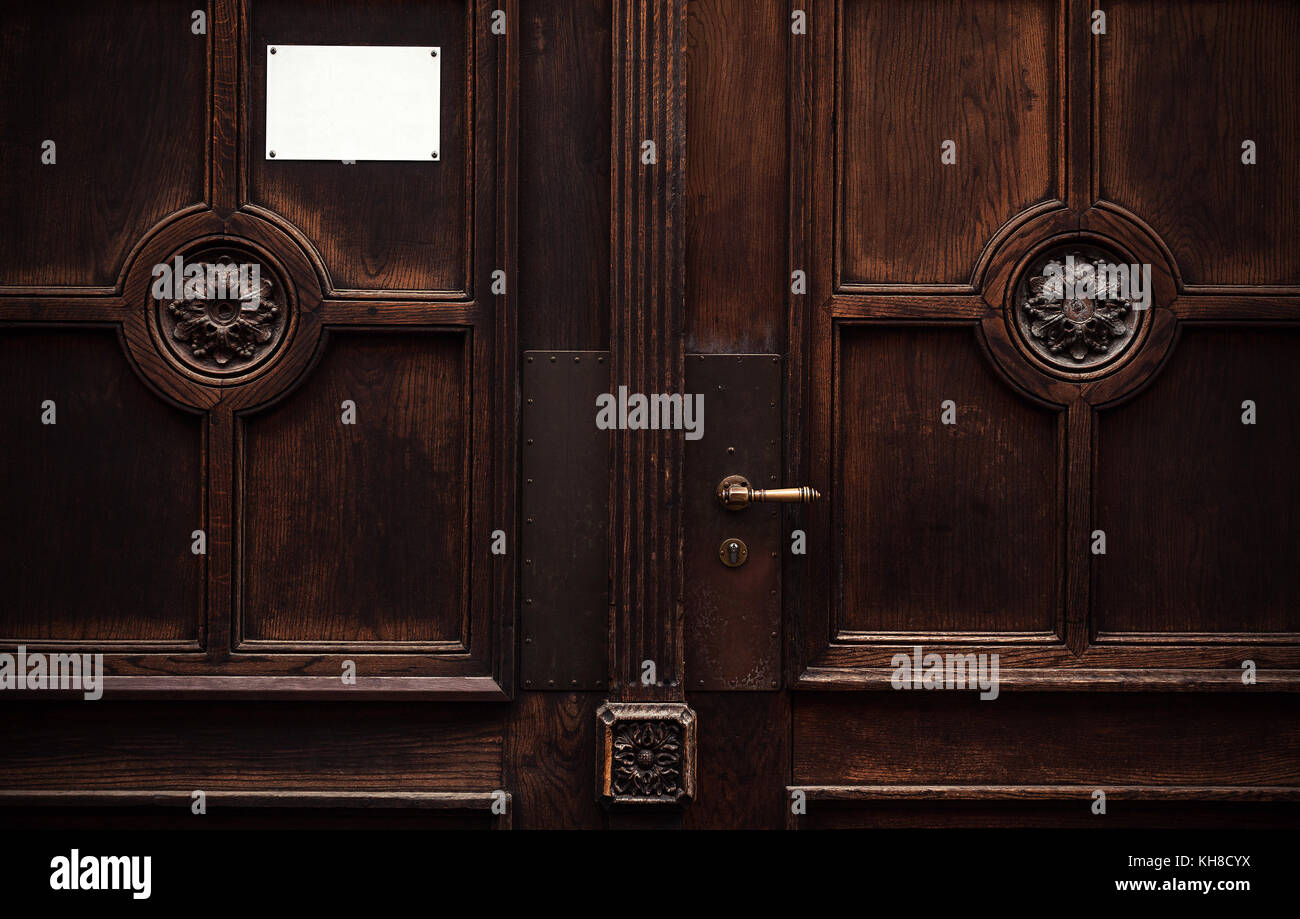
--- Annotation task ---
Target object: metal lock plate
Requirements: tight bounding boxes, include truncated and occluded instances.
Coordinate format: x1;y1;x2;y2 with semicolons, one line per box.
684;354;782;690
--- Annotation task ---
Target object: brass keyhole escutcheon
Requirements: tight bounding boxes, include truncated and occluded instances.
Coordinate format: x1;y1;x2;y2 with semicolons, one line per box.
719;537;748;568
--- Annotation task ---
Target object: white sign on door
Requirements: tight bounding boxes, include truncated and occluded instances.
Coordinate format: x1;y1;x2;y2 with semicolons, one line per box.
265;44;440;162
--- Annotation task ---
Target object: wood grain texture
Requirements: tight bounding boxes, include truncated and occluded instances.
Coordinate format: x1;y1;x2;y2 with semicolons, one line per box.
793;799;1300;829
790;784;1300;827
1095;328;1300;635
0;701;503;789
838;0;1060;286
1;0;1298;830
211;0;239;210
0;0;206;288
246;0;471;293
0;0;514;693
239;332;468;644
685;0;787;352
0;790;510;829
609;0;687;698
0;330;203;644
518;0;611;351
837;326;1061;634
683;692;790;829
505;692;605;829
1097;0;1300;286
0;806;493;831
794;692;1300;786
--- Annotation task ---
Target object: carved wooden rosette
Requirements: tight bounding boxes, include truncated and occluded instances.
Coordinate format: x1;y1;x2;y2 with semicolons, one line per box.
597;702;697;806
1012;242;1144;373
151;243;292;380
978;212;1179;408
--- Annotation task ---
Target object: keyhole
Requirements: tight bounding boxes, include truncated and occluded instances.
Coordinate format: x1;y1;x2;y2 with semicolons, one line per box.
719;537;747;567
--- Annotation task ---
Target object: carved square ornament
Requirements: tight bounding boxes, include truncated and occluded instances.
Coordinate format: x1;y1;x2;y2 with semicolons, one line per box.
597;702;697;806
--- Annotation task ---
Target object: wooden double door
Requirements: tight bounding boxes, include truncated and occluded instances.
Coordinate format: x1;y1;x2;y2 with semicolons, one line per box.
1;0;1298;829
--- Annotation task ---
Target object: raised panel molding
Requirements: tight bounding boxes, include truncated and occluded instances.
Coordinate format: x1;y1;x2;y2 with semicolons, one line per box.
787;786;1300;829
238;332;472;651
0;0;207;291
835;0;1062;288
835;326;1062;637
0;790;512;829
1095;328;1300;638
0;330;205;648
1096;0;1300;288
244;0;475;297
793;694;1300;785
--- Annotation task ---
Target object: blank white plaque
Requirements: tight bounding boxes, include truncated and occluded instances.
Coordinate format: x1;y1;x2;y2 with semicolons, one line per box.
265;44;440;161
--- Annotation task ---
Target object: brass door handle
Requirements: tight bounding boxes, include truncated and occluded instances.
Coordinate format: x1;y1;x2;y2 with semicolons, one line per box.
716;474;821;510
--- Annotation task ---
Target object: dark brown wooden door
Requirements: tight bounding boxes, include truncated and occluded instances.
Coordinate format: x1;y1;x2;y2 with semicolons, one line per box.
1;0;516;829
2;0;1298;832
688;0;1300;829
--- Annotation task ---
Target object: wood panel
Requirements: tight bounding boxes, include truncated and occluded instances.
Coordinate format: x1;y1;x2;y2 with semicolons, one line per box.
1097;0;1300;286
505;692;605;830
838;0;1059;286
1095;328;1300;636
246;0;471;294
518;0;610;351
683;692;790;829
685;0;787;352
0;330;203;644
239;332;468;646
837;326;1060;634
0;0;206;288
791;794;1300;829
0;701;503;789
0;805;497;831
794;692;1300;786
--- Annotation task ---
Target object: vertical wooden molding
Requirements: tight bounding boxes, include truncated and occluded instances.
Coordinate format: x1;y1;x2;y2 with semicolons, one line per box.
493;0;520;696
210;0;240;213
1066;0;1093;212
785;0;813;690
608;0;687;700
798;0;838;682
1064;395;1094;655
207;403;234;660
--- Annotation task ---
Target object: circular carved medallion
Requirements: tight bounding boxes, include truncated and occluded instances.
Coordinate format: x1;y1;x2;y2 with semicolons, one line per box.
1012;242;1146;374
152;244;291;378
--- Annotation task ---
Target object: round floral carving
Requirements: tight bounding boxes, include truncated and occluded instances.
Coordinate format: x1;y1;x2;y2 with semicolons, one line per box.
1012;243;1146;373
153;245;290;378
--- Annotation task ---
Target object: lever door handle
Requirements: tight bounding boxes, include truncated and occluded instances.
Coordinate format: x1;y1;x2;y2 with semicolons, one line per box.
716;474;821;510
